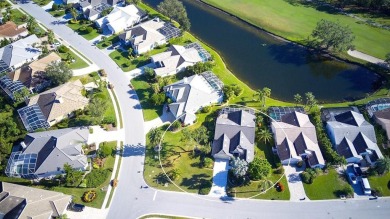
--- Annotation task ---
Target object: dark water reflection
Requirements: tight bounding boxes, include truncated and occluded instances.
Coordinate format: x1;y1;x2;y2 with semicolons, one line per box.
143;0;382;102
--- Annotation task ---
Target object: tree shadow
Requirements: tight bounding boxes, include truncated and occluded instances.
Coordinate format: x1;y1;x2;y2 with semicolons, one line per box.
180;173;210;190
122;143;145;157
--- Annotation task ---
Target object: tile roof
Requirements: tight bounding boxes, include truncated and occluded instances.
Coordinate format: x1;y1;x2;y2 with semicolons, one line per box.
0;21;28;38
0;182;71;219
212;108;256;162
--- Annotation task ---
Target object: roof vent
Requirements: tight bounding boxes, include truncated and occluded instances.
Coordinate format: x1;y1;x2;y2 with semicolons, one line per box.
56;96;64;103
20;141;27;149
183;77;188;84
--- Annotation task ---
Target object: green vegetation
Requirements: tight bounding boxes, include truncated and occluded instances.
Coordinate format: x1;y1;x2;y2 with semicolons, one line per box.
45;61;72;86
97;35;120;49
144;109;216;194
157;0;191;31
303;169;353;200
9;9;28;25
369;172;390;196
67;20;100;40
139;215;190;219
85;169;111;188
111;90;123;128
33;0;52;6
49;10;65;18
202;0;390;59
0;1;11;9
56;46;89;69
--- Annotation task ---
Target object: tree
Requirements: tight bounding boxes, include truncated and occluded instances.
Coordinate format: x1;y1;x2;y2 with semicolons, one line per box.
230;157;248;179
70;7;78;22
254;87;271;107
125;0;141;5
223;85;236;102
151;83;161;94
149;128;163;147
168;168;181;180
311;19;355;52
248;158;272;180
58;214;68;219
88;97;107;124
128;47;133;59
99;142;112;158
151;93;166;105
0;38;10;47
385;52;390;64
294;93;302;106
376;156;390;175
27;16;38;33
182;126;209;150
45;62;72;86
257;128;272;144
13;87;30;103
63;163;83;187
52;3;59;11
305;92;317;110
144;67;155;79
157;0;191;31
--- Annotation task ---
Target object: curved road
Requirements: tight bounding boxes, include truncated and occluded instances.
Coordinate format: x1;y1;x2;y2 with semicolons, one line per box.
19;2;390;218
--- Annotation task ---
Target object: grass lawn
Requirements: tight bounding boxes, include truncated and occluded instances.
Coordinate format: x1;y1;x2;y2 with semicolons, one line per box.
369;172;390;196
57;49;88;69
144;109;216;194
109;44;168;72
130;74;163;121
96;35;120;49
202;0;390;59
33;0;51;6
49;10;65;18
67;22;100;41
139;215;190;219
10;9;27;25
303;169;351;200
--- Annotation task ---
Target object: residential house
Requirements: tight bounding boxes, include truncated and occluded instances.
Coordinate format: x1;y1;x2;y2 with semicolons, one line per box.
150;42;211;77
5;127;89;179
324;109;383;165
164;71;223;125
366;98;390;145
18;80;89;132
0;52;61;99
0;34;41;73
211;108;256;163
271;111;325;168
0;182;71;219
95;4;145;34
77;0;118;21
0;21;28;41
119;18;181;54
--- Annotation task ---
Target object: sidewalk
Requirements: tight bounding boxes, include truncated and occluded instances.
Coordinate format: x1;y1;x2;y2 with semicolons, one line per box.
348;50;390;69
72;64;100;76
283;164;310;202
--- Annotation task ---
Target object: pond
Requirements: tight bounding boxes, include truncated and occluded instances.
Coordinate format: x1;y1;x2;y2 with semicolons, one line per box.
143;0;383;102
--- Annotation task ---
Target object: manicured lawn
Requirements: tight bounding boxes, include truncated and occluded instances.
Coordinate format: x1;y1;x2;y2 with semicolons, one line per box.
109;45;168;72
131;74;163;121
67;22;100;41
202;0;390;59
227;173;290;200
96;35;120;49
57;49;88;69
369;172;390;196
303;169;351;200
10;9;27;25
144;109;216;194
49;10;66;18
139;215;190;219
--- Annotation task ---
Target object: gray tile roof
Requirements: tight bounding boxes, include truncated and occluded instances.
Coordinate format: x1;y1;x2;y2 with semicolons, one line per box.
212;108;256;162
271;111;325;167
325;110;383;162
0;182;71;219
7;127;89;178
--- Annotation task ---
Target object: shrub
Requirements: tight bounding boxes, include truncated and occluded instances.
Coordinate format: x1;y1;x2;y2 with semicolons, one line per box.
199;181;212;195
85;169;111;187
300;172;313;184
58;45;69;53
102;116;116;125
203;157;213;168
111;179;118;188
248;157;272;180
151;93;166;105
52;3;58;11
297;160;303;168
274;167;284;174
85;26;94;33
170;120;181;131
79;179;87;188
201;105;211;113
82;190;97;202
99;142;113;158
99;69;107;77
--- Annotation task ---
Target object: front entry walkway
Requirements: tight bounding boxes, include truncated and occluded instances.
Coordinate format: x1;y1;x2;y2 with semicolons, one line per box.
283;164;310;201
208;159;230;197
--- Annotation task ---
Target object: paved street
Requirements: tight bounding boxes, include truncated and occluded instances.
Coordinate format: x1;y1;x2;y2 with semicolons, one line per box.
19;2;390;218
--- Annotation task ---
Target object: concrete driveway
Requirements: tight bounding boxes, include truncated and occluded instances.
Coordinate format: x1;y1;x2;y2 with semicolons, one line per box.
208;159;230;197
284;164;309;201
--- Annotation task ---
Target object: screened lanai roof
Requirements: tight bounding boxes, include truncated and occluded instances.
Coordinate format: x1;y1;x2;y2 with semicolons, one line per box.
18;104;50;132
185;42;211;62
268;106;305;122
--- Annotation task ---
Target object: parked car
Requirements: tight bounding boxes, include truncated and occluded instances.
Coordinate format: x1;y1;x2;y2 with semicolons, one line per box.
68;203;85;212
361;177;372;195
353;164;363;176
347;172;357;184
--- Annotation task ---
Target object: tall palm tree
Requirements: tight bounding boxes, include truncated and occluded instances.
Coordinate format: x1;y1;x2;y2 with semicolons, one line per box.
294;93;302;106
257;128;272;144
149;128;163;147
376;156;390;175
70;8;78;22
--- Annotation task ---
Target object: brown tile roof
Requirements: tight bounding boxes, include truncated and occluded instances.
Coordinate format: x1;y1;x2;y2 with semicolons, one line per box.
0;21;28;38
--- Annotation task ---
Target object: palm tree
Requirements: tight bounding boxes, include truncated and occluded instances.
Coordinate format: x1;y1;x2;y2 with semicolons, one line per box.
149;128;163;147
70;8;78;22
259;178;273;191
151;83;160;94
47;29;55;44
257;128;272;144
376;156;390;175
254;87;271;107
294;93;302;106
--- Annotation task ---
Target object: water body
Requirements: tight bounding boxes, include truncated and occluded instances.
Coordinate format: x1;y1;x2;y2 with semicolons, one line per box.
143;0;382;102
